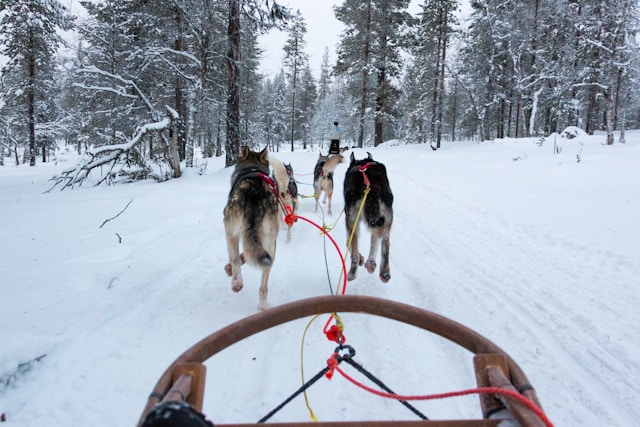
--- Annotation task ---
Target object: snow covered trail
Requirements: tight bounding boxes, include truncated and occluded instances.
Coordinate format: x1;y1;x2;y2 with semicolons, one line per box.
1;135;639;427
385;147;640;427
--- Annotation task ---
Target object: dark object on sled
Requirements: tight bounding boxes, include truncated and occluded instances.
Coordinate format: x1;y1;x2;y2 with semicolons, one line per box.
137;295;549;427
329;139;340;154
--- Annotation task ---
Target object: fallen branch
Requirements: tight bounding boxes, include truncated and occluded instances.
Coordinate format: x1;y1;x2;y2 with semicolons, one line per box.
100;198;133;228
48;106;178;191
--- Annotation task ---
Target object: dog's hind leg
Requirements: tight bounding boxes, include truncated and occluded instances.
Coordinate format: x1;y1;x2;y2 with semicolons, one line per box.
346;212;364;281
257;219;278;310
225;233;244;292
314;188;320;213
325;184;333;215
364;226;381;275
258;265;272;311
379;230;391;283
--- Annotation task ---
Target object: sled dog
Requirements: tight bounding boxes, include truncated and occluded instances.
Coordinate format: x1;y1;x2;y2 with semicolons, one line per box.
269;156;299;242
224;146;279;310
343;152;393;282
313;152;344;216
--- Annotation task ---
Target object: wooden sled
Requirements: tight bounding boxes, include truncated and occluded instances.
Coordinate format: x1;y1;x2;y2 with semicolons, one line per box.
137;295;550;427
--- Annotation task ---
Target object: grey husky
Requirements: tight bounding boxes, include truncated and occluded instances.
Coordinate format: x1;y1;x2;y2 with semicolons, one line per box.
223;146;279;310
343;152;393;282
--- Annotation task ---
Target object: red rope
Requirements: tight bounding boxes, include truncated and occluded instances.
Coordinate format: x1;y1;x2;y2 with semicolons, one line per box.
333;365;554;427
285;213;348;295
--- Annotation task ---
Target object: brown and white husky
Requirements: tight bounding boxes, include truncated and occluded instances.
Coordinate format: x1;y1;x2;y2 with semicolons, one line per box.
269;156;299;242
313;152;344;216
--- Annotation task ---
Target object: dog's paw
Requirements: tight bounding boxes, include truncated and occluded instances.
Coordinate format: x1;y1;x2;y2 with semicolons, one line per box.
379;270;391;283
231;280;243;292
224;263;233;277
347;263;358;281
358;254;365;266
239;253;246;264
365;259;377;274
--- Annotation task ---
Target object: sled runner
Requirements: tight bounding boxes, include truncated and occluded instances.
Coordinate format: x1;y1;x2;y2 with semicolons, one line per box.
137;295;552;427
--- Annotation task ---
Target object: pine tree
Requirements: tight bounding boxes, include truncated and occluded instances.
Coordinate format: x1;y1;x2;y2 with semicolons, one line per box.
407;0;458;147
225;0;290;166
0;0;74;166
282;11;308;151
335;0;411;147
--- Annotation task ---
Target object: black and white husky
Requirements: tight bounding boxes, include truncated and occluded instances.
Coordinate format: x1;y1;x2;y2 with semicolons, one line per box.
343;152;393;282
223;146;279;310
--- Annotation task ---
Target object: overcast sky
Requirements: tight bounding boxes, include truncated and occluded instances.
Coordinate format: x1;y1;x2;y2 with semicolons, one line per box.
258;0;423;79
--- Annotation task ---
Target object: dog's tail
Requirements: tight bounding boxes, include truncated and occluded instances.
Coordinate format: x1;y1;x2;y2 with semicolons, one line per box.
323;154;344;175
269;156;289;194
243;225;274;267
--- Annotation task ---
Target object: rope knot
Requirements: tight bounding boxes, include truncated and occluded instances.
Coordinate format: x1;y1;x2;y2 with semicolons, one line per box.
325;353;339;379
284;205;295;226
325;324;345;344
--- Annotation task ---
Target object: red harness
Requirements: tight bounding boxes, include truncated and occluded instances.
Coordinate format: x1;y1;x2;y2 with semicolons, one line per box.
358;162;371;187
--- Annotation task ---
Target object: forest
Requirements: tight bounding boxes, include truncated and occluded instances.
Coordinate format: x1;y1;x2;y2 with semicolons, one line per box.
1;0;638;185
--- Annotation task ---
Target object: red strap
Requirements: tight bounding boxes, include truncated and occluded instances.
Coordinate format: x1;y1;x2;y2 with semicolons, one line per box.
258;173;278;195
358;163;371;187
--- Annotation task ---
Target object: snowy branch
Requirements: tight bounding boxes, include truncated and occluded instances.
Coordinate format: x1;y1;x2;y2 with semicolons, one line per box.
71;83;139;100
47;107;177;191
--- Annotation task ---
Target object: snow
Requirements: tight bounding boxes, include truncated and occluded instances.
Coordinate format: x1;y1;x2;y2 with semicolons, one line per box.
1;132;639;426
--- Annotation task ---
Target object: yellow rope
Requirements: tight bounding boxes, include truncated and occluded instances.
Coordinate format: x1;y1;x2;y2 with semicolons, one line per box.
338;187;370;295
301;314;322;421
299;187;370;420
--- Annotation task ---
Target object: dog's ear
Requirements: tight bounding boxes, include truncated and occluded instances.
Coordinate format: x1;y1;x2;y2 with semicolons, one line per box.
259;146;269;162
350;151;355;164
367;152;373;160
239;145;249;159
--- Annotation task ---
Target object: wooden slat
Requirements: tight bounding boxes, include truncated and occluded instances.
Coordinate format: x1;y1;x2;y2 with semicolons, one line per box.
473;353;509;418
486;366;547;427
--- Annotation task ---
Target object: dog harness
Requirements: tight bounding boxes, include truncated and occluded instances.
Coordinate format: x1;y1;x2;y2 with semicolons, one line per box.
228;167;278;199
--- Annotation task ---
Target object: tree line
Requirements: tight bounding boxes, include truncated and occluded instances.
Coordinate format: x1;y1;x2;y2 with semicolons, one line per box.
1;0;638;182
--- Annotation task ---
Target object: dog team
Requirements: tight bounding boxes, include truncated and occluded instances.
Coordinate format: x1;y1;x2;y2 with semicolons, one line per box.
223;142;393;310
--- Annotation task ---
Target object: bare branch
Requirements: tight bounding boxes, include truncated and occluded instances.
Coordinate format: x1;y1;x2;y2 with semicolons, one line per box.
100;198;133;228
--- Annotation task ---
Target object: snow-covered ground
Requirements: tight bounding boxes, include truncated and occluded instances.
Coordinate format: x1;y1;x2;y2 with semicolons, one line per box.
1;131;639;426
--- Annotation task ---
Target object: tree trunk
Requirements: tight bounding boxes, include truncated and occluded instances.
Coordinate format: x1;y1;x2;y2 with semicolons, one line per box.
357;0;372;149
430;6;443;146
226;0;241;166
374;68;384;147
169;117;182;177
436;4;449;149
28;29;36;167
290;38;298;151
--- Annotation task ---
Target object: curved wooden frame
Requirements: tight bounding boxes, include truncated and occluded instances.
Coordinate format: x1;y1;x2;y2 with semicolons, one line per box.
138;295;546;427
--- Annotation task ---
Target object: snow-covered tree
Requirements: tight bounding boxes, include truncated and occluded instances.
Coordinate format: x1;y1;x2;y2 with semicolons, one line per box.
406;0;458;148
282;11;308;150
0;0;74;165
335;0;411;147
